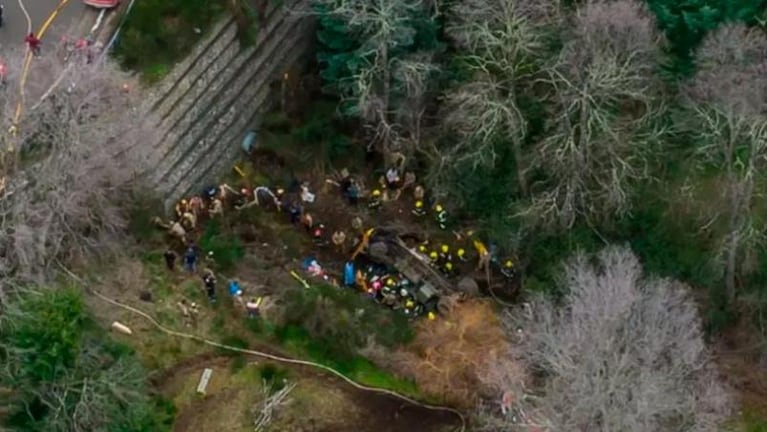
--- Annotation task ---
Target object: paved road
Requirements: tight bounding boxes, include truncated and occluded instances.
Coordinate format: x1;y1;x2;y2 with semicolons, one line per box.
0;0;85;48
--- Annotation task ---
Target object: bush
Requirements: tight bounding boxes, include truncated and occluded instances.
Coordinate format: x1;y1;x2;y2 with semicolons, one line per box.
0;288;174;432
280;284;413;359
114;0;225;78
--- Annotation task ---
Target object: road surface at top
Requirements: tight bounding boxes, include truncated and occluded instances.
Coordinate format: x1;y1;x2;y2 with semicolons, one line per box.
0;0;85;48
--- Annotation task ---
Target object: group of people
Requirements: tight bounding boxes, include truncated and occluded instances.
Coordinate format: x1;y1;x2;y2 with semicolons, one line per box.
156;159;517;321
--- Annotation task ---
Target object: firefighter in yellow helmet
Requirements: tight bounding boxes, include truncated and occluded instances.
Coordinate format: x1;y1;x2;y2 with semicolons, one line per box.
456;247;468;262
368;189;382;210
427;311;436;321
428;250;439;264
442;260;455;276
501;259;516;280
412;200;426;216
439;244;451;262
434;204;447;230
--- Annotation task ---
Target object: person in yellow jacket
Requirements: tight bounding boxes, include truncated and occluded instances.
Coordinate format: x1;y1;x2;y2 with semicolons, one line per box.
174;199;189;218
474;238;490;272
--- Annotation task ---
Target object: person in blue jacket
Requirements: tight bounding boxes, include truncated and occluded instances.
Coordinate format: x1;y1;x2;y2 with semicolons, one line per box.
344;261;355;287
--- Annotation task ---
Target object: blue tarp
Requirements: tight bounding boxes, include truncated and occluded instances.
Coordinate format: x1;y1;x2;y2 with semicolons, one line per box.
242;130;258;154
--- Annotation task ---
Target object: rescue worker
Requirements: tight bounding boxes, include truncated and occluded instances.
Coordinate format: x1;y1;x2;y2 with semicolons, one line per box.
434;204;447;230
175;199;189;218
181;211;196;231
183;244;198;273
501;259;516;280
402;171;416;190
427;311;436;321
331;230;347;253
404;298;416;315
368;189;382;210
474;238;491;272
275;187;285;204
25;32;41;56
300;181;315;203
163;249;177;271
311;223;326;245
439;244;452;262
288;202;302;225
344;261;355;287
189;196;204;216
0;61;6;86
417;244;428;256
202;270;217;302
428;250;439;266
346;179;360;205
457;248;468;262
301;212;314;233
384;166;402;200
412;200;426;216
168;220;187;245
228;279;243;297
246;297;262;319
209;197;224;217
351;216;363;233
413;185;425;201
442;260;455;277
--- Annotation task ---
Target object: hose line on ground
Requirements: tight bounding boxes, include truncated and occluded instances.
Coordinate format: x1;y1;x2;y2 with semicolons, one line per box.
87;288;467;431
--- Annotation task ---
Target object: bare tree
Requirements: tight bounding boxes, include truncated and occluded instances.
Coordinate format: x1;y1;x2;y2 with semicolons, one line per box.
479;246;732;431
430;0;559;198
313;0;439;158
522;0;667;230
682;24;767;301
0;47;156;286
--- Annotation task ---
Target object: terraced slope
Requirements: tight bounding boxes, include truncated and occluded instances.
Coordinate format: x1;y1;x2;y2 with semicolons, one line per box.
144;0;314;208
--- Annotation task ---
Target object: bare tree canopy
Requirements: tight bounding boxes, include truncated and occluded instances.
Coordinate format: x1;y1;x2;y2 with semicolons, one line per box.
681;24;767;300
0;47;155;286
430;0;558;197
524;0;667;230
486;246;732;431
687;24;767;116
314;0;439;156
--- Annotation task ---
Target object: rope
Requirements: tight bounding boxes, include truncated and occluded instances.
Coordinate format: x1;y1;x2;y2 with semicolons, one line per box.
86;287;467;431
17;0;31;35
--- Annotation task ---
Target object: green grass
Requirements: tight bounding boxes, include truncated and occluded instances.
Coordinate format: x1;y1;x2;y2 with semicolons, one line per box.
254;323;422;399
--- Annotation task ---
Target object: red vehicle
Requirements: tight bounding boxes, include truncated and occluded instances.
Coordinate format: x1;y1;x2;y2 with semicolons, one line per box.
82;0;120;8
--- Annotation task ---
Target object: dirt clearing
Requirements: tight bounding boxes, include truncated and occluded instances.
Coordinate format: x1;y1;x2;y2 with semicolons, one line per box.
158;354;462;432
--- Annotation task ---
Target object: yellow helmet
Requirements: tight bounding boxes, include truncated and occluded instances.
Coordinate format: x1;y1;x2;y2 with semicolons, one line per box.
386;278;395;286
427;312;436;320
418;245;427;253
441;244;449;254
466;230;474;237
180;199;188;205
504;259;514;268
435;204;443;212
372;189;381;197
457;248;466;257
445;262;454;271
415;200;423;208
429;251;438;260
